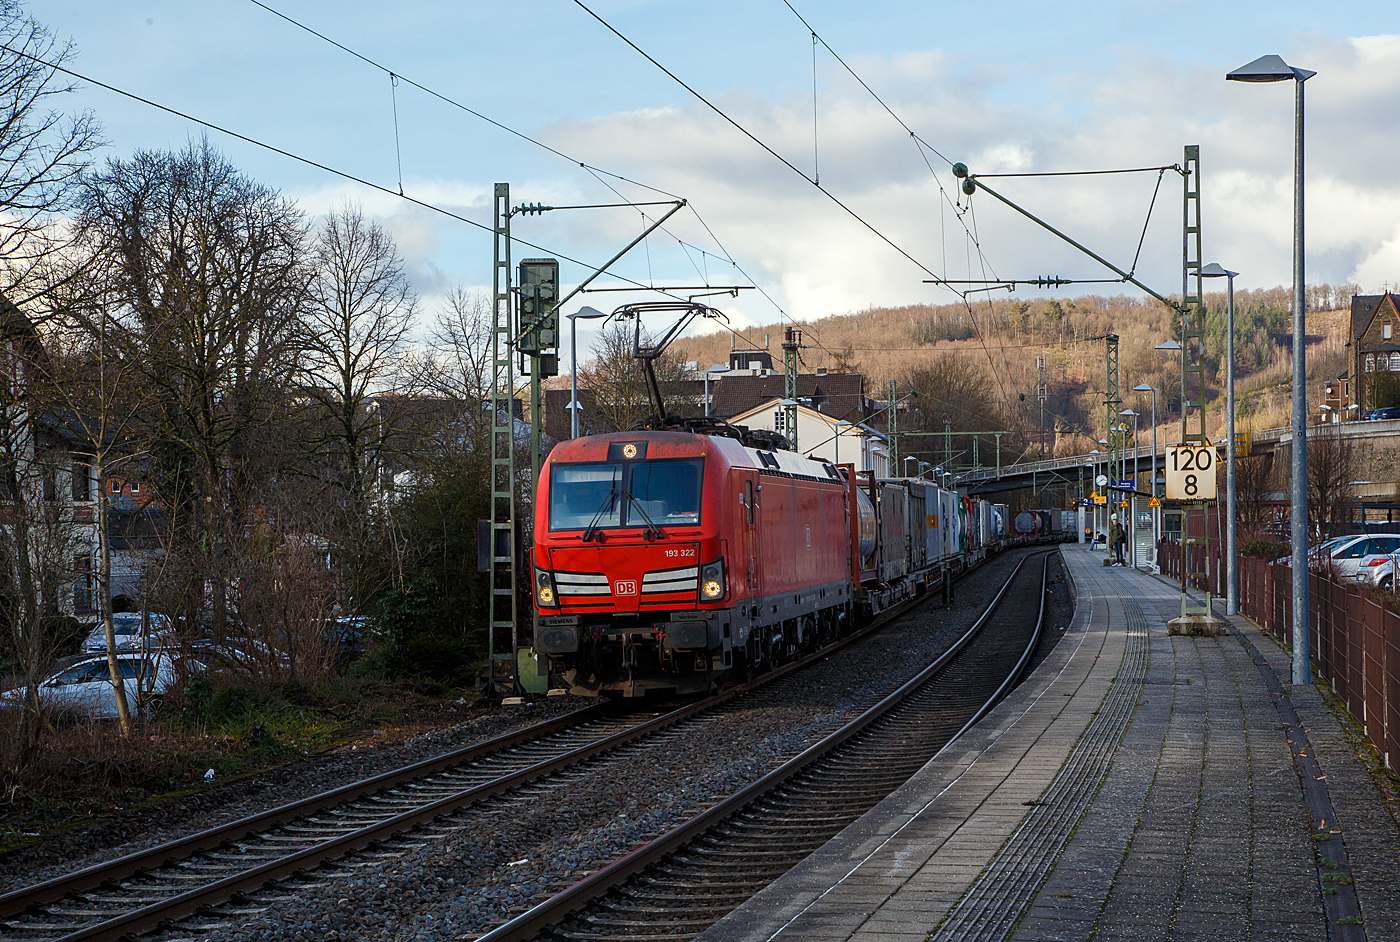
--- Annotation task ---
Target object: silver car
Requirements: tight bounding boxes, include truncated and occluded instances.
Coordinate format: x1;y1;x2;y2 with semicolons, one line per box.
1;653;177;720
82;612;175;654
1357;552;1398;591
1328;535;1400;582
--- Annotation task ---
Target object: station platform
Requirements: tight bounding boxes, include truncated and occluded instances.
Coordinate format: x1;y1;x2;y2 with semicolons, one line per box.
699;545;1400;942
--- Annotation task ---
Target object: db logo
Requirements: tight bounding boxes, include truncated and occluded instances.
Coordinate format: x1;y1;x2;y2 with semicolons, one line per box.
613;580;638;596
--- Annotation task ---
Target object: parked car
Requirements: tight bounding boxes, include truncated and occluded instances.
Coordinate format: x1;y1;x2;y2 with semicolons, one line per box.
0;653;178;720
1360;406;1400;421
1274;535;1352;567
81;612;175;654
1327;535;1400;581
1359;552;1399;591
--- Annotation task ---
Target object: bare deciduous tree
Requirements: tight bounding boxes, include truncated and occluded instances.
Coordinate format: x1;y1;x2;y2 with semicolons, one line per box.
1307;423;1357;541
903;356;1018;467
1234;453;1277;539
580;322;697;433
75;139;311;639
0;299;91;764
302;203;415;509
0;3;103;305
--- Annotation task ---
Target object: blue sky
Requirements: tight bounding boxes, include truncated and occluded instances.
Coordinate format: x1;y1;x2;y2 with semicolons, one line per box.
39;1;1400;355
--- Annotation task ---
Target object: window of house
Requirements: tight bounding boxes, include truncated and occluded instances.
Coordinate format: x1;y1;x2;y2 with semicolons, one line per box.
1385;323;1393;340
73;552;92;614
71;457;90;502
1391;353;1400;371
130;481;139;493
1366;354;1376;372
110;480;120;494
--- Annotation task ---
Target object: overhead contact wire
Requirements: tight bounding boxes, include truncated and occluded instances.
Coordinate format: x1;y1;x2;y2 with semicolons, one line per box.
571;0;950;288
0;43;694;305
245;0;682;201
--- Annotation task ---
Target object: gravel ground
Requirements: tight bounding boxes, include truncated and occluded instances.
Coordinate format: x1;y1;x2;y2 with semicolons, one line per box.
0;695;595;893
147;546;1065;942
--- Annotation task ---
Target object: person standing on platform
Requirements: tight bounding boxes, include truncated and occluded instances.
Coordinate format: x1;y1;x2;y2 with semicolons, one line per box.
1109;515;1126;566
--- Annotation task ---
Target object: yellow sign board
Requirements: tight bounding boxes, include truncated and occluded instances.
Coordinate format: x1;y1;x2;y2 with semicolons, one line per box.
1148;496;1161;508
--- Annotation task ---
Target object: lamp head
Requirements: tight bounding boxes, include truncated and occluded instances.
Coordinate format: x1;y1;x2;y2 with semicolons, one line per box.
569;305;609;321
1200;262;1239;279
1132;383;1155;392
1226;54;1315;83
1155;340;1183;351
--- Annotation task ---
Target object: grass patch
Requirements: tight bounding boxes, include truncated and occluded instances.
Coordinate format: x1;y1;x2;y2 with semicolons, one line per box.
0;671;474;852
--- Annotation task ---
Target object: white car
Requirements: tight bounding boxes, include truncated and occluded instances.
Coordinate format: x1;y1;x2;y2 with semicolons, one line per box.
1;653;178;720
1358;552;1398;591
81;612;175;654
1326;535;1400;582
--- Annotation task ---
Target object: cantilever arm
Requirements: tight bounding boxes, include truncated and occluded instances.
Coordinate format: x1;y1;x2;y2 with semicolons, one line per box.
966;177;1178;311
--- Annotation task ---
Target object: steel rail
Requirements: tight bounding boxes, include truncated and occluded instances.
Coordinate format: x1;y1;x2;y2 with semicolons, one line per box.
475;550;1050;942
0;700;621;920
3;554;978;941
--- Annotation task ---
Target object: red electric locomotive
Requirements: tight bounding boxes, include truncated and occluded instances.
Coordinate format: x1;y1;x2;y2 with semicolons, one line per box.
532;430;858;697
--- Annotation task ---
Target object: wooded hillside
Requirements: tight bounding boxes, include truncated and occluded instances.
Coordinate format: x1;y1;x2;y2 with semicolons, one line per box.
674;285;1357;457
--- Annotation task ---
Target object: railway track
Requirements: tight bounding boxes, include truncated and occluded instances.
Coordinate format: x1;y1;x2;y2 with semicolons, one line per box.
0;551;1007;942
476;549;1054;942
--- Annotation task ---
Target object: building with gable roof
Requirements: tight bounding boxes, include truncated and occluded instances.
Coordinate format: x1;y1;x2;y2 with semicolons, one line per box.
1349;292;1400;411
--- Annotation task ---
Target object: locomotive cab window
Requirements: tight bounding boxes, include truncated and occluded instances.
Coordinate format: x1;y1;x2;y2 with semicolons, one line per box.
550;463;621;531
627;459;703;526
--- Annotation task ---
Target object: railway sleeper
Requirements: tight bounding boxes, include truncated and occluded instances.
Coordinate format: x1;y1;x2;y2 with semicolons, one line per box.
659;859;789;875
579;912;721;929
554;931;714;942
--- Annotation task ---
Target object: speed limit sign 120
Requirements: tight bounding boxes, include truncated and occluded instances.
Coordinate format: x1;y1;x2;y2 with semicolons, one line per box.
1165;444;1217;500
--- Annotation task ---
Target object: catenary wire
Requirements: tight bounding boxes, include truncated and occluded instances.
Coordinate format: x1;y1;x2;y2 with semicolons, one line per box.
571;0;953;289
243;0;843;355
245;0;684;202
242;0;844;353
0;42;699;306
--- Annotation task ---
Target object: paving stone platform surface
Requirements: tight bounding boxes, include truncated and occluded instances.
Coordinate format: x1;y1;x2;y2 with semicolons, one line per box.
698;545;1400;942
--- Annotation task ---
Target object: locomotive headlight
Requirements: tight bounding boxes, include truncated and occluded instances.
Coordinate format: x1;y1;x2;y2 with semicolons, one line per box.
699;559;726;601
536;569;558;607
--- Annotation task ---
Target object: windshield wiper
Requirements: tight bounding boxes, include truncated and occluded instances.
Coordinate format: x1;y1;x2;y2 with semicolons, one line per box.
581;478;618;543
627;489;664;541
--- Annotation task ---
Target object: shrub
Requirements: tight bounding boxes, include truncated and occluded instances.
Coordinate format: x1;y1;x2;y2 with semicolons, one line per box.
1241;539;1289;560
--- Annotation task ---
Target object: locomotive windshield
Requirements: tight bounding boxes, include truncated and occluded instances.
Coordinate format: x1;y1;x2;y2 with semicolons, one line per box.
549;458;703;531
626;459;702;525
550;463;621;531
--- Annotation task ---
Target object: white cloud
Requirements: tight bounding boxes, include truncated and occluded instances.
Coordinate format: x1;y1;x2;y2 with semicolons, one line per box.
282;30;1400;341
530;30;1400;324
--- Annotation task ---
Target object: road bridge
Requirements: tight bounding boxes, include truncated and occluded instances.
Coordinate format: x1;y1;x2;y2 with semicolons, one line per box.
953;416;1400;495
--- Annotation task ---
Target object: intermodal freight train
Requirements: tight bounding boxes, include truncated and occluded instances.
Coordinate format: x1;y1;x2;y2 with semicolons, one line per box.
532;429;1052;698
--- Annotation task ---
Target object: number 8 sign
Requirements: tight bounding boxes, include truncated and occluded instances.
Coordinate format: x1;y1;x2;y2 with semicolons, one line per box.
1165;444;1217;500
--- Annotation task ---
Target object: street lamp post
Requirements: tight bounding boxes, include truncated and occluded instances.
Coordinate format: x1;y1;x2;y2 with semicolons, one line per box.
567;305;609;439
1133;384;1160;571
1121;409;1139;567
1202;263;1240;614
1228;53;1314;684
